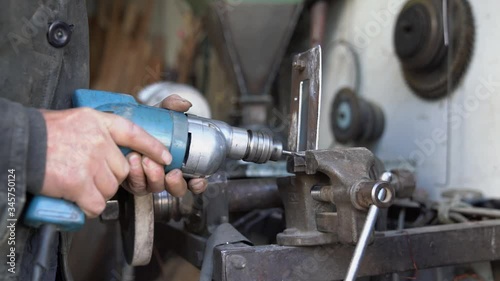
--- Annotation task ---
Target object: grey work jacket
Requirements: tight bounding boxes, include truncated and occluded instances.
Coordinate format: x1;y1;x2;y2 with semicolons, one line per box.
0;1;89;280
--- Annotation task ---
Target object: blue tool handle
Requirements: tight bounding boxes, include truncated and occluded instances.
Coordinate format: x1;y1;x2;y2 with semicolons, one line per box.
25;89;190;230
72;89;189;172
24;196;85;232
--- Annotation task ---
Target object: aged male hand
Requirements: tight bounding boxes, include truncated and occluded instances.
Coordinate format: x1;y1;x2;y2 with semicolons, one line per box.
122;95;207;197
40;94;207;218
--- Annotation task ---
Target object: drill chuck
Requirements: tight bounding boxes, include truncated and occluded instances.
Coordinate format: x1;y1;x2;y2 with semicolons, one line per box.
244;130;282;163
183;115;283;177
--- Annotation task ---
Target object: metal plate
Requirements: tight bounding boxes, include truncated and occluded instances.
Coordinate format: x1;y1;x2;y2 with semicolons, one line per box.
288;45;322;152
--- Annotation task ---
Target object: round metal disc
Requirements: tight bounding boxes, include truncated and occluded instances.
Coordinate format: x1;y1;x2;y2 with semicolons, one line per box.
119;190;154;266
394;0;475;99
331;88;361;143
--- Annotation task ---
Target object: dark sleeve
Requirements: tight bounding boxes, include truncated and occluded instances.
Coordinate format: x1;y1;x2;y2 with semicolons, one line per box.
0;97;47;240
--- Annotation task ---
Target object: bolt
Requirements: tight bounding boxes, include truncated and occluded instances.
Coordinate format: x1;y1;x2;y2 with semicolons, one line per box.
311;185;332;202
230;255;246;269
292;60;306;71
311;188;322;200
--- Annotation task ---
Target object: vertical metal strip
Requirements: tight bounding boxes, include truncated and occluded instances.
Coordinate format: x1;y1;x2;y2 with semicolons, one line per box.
288;45;322;152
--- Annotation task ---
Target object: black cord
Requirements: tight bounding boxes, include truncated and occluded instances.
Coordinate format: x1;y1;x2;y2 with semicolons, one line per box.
32;224;58;281
59;233;75;281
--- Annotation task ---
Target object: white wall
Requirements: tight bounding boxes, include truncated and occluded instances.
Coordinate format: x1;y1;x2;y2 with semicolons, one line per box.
320;0;500;198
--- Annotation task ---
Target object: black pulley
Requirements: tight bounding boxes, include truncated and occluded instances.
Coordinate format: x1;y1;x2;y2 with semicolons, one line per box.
394;0;474;99
331;88;384;144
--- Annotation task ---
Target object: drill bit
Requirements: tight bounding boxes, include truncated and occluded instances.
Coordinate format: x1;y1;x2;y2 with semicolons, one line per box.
281;150;305;157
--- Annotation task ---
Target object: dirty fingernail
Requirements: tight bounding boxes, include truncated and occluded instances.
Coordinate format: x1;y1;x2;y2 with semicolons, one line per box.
162;151;172;165
167;169;181;178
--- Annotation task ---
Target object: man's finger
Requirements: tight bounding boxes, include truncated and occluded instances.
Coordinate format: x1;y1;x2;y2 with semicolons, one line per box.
142;156;165;193
160;94;192;112
74;184;106;218
188;178;208;194
94;164;120;200
100;113;172;165
124;152;148;196
164;169;187;197
105;141;130;184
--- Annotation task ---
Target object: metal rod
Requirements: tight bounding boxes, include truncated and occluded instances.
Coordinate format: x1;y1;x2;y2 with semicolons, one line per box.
345;185;388;281
449;206;500;218
227;178;281;212
345;204;380;281
281;150;305;157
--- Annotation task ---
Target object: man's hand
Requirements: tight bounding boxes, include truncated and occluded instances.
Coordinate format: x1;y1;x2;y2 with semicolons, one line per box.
122;95;208;197
40;94;207;218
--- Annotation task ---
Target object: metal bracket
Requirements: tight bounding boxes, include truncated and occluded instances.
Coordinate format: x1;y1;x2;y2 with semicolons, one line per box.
200;223;251;281
213;220;500;281
280;46;337;246
288;45;322;152
281;47;385;246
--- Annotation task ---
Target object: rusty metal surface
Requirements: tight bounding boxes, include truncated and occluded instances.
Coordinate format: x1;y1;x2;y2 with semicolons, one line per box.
227;178;282;213
305;148;379;244
214;220;500;281
277;175;337;246
288;45;322;152
200;223;251;281
390;169;416;198
279;148;385;246
283;48;325;248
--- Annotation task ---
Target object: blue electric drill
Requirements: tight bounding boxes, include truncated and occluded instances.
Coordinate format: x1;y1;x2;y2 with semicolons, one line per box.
24;89;284;279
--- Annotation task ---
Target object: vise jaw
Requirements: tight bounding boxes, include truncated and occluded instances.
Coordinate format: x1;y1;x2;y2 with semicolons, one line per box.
279;148;391;245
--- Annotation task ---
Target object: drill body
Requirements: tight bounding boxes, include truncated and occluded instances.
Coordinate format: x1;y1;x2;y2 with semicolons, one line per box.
24;89;283;231
72;89;283;177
